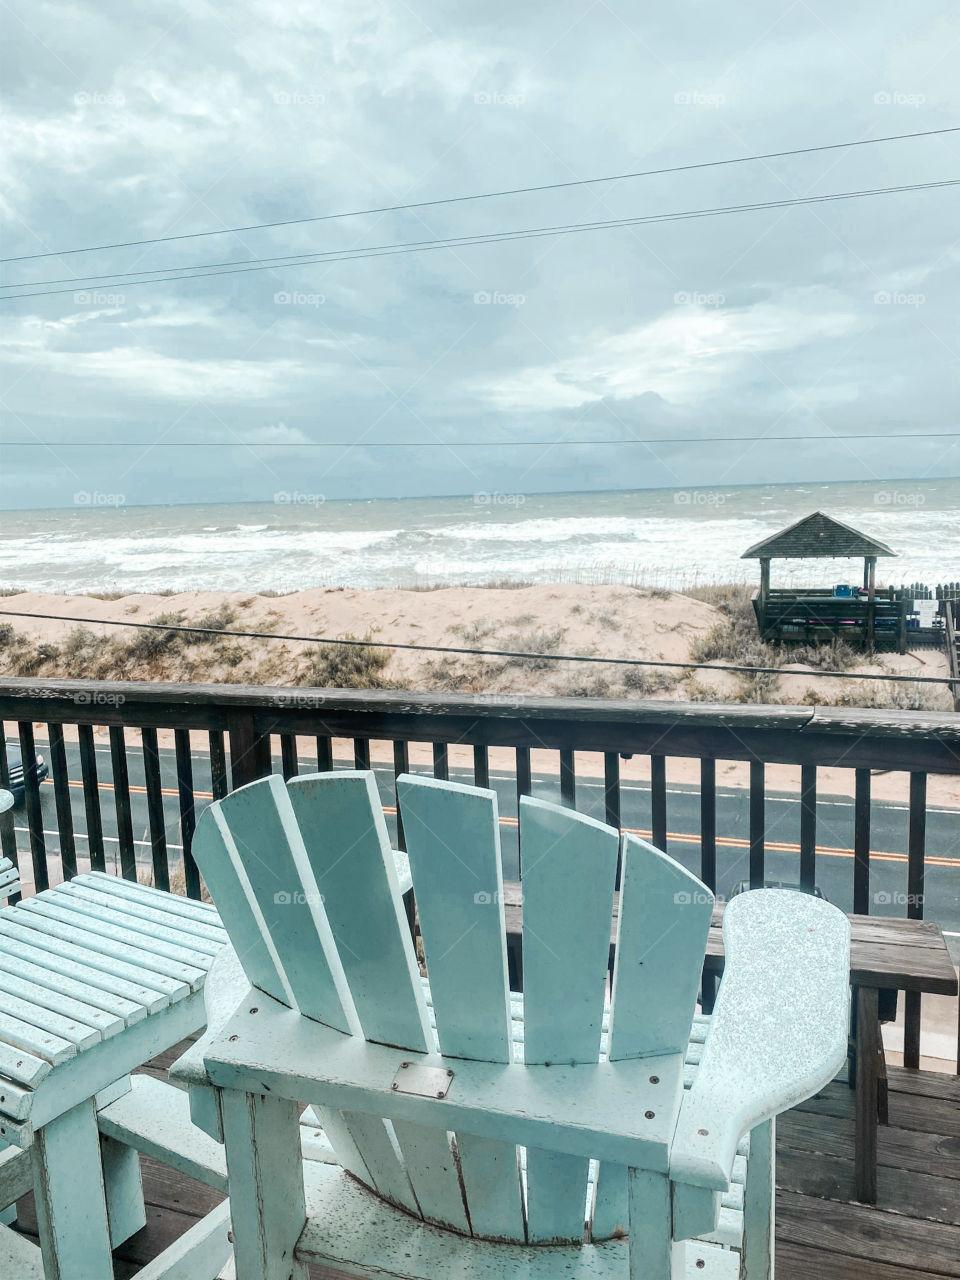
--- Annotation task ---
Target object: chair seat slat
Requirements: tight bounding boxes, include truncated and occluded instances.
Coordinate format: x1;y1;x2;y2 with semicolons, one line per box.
60;882;227;946
10;902;207;989
0;967;126;1038
0;917;184;1007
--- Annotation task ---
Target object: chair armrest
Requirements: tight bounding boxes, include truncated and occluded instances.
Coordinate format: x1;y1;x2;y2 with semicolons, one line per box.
670;889;850;1191
169;943;248;1090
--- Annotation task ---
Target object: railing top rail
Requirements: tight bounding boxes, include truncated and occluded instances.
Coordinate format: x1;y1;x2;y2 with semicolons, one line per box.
0;677;958;773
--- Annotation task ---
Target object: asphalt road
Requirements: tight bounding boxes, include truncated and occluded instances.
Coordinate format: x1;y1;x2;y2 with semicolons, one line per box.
7;738;960;941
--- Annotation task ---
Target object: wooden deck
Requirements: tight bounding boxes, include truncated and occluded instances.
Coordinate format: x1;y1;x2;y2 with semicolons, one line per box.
8;1047;958;1278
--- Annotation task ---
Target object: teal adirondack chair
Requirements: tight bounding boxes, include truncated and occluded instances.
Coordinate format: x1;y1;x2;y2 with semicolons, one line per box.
0;853;235;1280
193;770;850;1280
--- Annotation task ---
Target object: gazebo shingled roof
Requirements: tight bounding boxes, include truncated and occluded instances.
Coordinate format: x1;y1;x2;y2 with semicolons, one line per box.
741;511;896;561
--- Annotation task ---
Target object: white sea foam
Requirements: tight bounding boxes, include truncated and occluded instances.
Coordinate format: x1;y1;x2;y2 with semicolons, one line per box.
1;481;957;594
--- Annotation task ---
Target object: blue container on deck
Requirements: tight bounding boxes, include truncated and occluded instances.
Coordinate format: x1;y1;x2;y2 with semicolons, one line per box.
833;584;853;597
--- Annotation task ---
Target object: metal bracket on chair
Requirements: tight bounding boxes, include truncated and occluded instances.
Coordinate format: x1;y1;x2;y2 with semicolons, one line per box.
390;1062;455;1100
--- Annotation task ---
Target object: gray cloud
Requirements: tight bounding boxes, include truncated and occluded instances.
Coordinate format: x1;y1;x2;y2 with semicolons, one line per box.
1;0;959;509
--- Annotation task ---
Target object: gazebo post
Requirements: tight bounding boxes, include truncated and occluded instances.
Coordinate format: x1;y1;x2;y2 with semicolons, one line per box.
759;559;771;635
865;556;877;652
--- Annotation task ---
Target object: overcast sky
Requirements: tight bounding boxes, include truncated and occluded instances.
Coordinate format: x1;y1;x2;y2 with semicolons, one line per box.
1;0;959;510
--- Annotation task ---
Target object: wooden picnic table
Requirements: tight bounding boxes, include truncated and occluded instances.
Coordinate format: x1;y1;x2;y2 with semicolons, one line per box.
501;881;958;1206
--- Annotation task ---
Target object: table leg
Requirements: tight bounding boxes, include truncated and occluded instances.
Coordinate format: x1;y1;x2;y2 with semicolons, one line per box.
854;986;880;1204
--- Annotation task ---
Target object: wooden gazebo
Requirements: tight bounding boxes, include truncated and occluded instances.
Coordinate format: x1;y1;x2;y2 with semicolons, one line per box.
742;511;898;649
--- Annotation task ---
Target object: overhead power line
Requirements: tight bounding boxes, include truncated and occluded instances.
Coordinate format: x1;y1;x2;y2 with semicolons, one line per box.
3;123;959;266
0;608;954;688
3;176;959;303
4;432;960;448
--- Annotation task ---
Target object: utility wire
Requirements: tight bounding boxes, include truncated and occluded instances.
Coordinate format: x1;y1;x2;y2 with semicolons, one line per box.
4;123;959;265
3;176;959;303
5;432;960;448
0;608;953;687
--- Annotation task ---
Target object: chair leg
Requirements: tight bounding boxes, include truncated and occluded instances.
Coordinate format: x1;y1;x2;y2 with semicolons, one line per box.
741;1118;775;1280
627;1168;674;1280
219;1088;308;1280
33;1098;114;1280
101;1133;147;1246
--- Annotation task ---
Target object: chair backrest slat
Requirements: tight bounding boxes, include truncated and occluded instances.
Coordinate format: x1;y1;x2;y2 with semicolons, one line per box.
607;834;714;1060
194;775;354;1033
288;773;461;1226
397;774;525;1241
592;835;714;1241
520;796;619;1243
287;772;430;1053
396;775;511;1062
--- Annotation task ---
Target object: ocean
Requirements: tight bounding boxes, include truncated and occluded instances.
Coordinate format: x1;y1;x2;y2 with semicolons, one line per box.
1;479;957;595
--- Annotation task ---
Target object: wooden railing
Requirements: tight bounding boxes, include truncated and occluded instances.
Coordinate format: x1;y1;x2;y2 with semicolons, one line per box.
0;678;957;1068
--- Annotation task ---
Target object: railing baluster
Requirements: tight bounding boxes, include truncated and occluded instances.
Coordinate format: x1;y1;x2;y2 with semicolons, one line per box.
559;749;576;808
354;738;371;770
393;741;410;850
515;747;531;804
603;752;622;887
109;725;136;881
432;742;449;780
0;730;21;898
700;757;716;893
47;723;77;882
227;711;270;789
904;771;927;1069
209;730;228;799
280;734;299;780
175;728;201;900
800;764;817;894
853;768;871;915
77;724;105;872
473;744;489;789
650;754;667;851
18;721;47;891
316;735;333;772
749;760;765;889
140;726;169;892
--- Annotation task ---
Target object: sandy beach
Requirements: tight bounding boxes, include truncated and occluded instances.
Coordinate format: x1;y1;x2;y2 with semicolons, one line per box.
2;583;956;807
